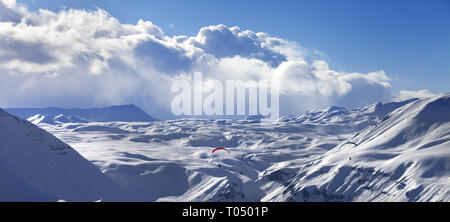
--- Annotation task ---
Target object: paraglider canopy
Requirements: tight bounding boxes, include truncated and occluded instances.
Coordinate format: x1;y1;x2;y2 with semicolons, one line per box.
212;147;230;154
338;142;358;150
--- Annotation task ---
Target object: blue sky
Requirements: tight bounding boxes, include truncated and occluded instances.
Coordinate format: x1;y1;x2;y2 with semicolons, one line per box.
20;0;450;94
0;0;448;118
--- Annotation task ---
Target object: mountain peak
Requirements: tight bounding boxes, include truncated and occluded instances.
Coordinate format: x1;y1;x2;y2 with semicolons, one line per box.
325;106;346;112
414;94;450;123
0;109;123;201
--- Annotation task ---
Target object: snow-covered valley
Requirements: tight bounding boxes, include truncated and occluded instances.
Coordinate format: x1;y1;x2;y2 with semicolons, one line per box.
1;94;449;201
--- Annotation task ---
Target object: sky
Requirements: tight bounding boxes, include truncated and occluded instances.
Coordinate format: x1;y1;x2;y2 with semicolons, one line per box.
20;0;450;93
1;0;449;119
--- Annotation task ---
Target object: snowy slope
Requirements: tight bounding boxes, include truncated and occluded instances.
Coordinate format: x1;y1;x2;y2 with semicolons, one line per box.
0;108;123;201
263;94;449;201
5;104;157;124
6;95;448;202
280;99;418;131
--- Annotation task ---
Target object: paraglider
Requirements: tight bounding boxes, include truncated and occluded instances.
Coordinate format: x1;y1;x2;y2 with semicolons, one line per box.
212;147;230;154
210;148;231;168
338;141;358;150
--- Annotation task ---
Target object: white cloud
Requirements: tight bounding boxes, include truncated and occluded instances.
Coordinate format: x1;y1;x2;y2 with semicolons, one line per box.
0;0;399;118
394;90;437;102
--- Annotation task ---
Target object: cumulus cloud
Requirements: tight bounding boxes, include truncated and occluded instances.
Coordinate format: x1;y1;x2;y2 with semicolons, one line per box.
188;24;290;67
0;0;396;119
394;90;437;102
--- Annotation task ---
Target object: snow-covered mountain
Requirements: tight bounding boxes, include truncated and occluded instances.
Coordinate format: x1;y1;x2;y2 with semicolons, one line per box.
5;104;157;124
280;99;418;131
1;94;448;202
262;94;450;201
0;108;123;201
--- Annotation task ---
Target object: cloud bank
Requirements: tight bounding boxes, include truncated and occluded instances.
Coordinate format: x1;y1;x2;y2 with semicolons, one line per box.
394;90;437;102
0;0;403;119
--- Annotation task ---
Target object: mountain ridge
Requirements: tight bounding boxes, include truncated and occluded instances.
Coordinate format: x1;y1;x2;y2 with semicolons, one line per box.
5;104;157;124
0;108;124;201
1;94;448;201
265;94;449;201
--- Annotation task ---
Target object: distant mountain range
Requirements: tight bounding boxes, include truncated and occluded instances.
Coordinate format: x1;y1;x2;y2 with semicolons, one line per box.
5;104;157;124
